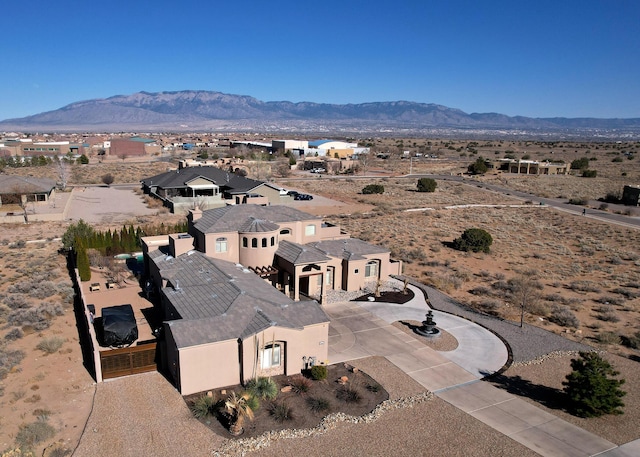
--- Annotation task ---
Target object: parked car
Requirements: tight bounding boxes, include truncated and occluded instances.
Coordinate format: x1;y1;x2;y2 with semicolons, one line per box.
310;168;325;173
287;190;299;197
294;193;313;200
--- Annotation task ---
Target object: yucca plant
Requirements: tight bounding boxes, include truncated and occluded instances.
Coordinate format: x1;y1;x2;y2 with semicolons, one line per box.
225;392;255;436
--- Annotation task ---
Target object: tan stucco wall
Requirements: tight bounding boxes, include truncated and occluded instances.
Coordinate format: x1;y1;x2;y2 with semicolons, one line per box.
177;339;240;395
203;231;240;263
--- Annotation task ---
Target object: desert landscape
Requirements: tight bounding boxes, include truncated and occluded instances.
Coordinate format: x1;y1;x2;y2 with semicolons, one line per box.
1;139;639;456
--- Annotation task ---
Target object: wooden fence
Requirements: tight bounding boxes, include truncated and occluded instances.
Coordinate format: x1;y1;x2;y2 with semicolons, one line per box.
100;343;157;380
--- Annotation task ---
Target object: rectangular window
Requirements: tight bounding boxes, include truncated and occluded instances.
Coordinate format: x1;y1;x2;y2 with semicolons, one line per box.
365;262;378;278
305;224;316;236
215;237;227;253
261;344;281;369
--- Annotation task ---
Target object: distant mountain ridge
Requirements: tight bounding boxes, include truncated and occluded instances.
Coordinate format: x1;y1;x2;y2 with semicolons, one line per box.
1;90;639;136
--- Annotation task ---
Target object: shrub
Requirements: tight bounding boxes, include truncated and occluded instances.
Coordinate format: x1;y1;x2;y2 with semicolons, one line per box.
15;419;56;449
190;394;217;419
336;385;362;403
621;331;640;349
597;305;620;323
36;337;64;354
568;198;588;206
563;352;626;417
582;169;597;178
467;157;488;174
268;401;294;423
310;365;327;381
307;396;331;413
549;305;580;328
417;178;437;193
452;228;493;253
570;157;590;170
596;331;621;346
101;174;114;186
0;346;25;379
362;184;384;195
366;382;381;393
289;375;312;394
5;328;24;341
244;392;260;412
245;377;278;400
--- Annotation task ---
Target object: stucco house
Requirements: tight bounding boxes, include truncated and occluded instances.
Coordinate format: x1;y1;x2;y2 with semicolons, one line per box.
0;175;56;208
141;167;286;213
141;204;401;394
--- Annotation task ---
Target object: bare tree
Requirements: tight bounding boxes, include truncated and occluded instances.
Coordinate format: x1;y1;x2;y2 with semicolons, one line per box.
510;270;544;327
56;157;70;190
357;151;371;176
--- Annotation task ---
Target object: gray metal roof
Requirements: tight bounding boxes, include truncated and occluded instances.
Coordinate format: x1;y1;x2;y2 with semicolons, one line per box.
153;251;329;348
308;238;389;261
276;240;330;265
0;175;56;194
237;217;280;233
193;204;320;234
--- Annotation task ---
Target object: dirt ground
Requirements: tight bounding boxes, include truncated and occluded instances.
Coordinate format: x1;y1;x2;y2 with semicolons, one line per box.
1;142;639;454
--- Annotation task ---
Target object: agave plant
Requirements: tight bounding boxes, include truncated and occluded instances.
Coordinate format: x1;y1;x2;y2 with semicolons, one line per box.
225;392;255;436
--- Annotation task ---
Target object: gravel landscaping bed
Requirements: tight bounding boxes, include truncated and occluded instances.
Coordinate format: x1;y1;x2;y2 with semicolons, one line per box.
403;277;594;363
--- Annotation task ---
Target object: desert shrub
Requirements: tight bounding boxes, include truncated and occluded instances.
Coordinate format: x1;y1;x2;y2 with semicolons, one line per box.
245;377;278;400
362;184;384;195
5;328;24;341
478;299;502;315
452;228;493;253
469;286;491;296
563;351;626;417
596;331;621;346
336;385;362;403
582;169;597;178
570;157;590;170
189;394;217;418
306;396;331;413
268;401;294;423
467;157;488;174
597;305;620;322
15;418;55;449
36;337;64;354
0;346;25;379
244;392;260;412
8;302;63;330
101;173;114;186
621;331;640;349
310;365;327;381
417;178;437;193
568;281;601;293
568;198;588;206
289;375;312;394
548;305;580;328
4;294;29;310
596;295;625;306
611;287;640;299
366;382;381;393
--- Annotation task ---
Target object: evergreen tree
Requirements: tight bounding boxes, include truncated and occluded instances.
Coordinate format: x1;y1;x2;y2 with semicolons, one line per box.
76;239;91;282
563;351;626;417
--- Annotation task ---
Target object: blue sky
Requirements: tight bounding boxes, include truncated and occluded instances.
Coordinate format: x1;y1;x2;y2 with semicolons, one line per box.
2;0;639;120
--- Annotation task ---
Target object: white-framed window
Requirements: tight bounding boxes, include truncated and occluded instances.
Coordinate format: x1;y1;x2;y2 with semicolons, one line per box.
305;224;316;236
261;343;281;369
215;237;228;253
280;228;291;236
365;261;378;278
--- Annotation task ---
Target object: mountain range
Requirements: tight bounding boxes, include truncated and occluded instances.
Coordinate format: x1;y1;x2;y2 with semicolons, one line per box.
1;90;639;137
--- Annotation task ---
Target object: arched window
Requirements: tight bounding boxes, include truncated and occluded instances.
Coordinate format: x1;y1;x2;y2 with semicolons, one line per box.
279;228;291;236
262;238;267;248
365;260;378;278
252;238;258;248
242;237;248;248
215;237;228;253
271;236;275;246
261;343;281;369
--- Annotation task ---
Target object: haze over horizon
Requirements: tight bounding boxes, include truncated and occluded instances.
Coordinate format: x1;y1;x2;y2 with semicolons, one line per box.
2;0;639;122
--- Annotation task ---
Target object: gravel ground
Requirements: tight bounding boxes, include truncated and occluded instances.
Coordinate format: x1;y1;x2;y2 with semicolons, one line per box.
403;277;594;363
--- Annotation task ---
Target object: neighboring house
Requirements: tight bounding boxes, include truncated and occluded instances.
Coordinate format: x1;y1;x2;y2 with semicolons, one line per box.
140;205;401;394
488;159;568;175
140;167;286;213
0;175;56;208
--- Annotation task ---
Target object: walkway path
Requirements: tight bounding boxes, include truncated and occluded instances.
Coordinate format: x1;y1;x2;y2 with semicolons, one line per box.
326;282;628;457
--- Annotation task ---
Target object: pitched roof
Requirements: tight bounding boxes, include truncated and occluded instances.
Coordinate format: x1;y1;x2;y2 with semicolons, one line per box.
276;240;330;265
0;175;56;194
153;251;328;348
308;238;389;261
193;204;319;234
140;167;263;193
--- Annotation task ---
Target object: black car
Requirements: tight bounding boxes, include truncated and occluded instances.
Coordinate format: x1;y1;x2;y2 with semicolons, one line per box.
287;190;299;197
294;193;313;200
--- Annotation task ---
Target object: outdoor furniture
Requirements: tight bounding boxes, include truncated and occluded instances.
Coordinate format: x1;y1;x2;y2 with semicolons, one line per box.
106;282;116;289
90;283;101;292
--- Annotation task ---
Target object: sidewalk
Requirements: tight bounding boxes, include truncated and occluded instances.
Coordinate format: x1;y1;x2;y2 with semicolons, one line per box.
325;283;627;456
